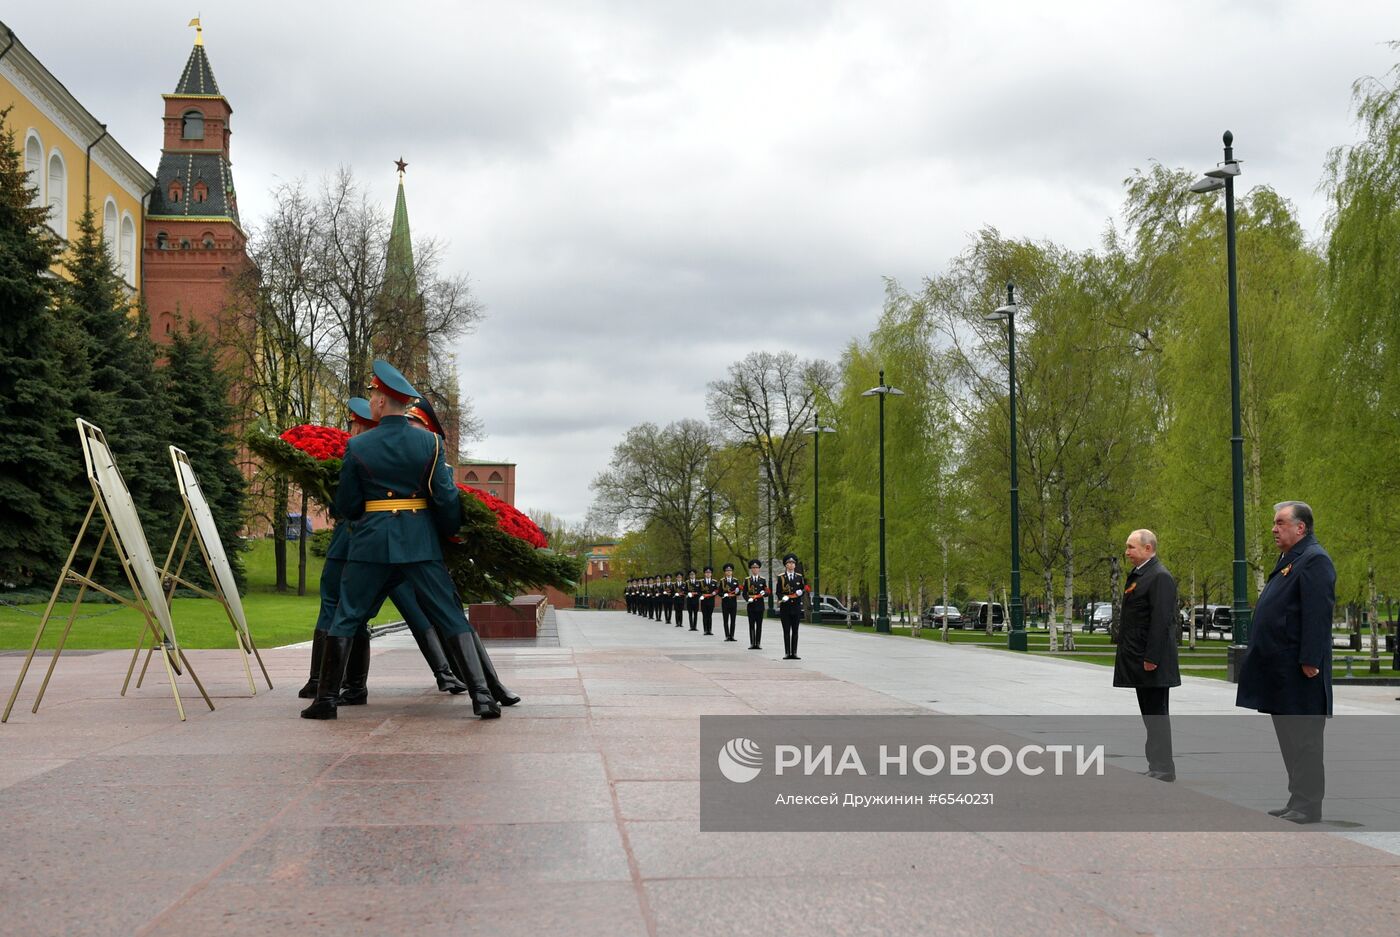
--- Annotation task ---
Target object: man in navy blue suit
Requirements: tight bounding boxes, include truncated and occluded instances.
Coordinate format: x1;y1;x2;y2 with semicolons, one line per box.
1236;501;1335;823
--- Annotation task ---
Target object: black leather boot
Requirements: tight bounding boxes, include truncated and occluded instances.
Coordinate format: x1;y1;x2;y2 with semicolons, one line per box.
413;626;468;694
337;630;371;705
473;629;520;706
300;634;352;719
442;629;501;718
297;629;326;699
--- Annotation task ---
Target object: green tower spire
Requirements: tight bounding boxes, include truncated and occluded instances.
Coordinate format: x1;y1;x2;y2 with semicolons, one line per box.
385;159;417;301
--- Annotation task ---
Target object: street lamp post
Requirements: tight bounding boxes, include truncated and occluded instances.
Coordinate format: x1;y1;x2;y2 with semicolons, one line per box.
983;284;1027;652
706;488;714;572
1190;130;1251;680
862;370;904;634
803;414;836;624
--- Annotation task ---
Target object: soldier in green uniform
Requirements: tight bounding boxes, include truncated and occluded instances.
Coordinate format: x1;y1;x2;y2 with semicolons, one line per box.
298;397;465;702
406;396;518;707
301;360;499;720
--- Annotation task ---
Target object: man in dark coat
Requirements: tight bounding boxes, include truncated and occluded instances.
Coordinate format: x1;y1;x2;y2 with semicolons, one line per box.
777;553;807;660
1236;500;1335;824
1113;529;1181;781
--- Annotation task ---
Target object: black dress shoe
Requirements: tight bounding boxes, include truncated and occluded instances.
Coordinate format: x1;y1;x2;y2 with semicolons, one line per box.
1277;809;1321;824
748;645;760;650
725;637;737;642
1267;806;1292;817
1144;770;1176;782
790;655;801;660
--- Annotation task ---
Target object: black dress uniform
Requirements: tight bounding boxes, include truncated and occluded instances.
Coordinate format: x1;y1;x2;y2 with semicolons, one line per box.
685;572;701;630
1113;555;1181;779
777;554;807;659
743;561;768;649
699;568;718;635
719;564;740;641
661;576;674;624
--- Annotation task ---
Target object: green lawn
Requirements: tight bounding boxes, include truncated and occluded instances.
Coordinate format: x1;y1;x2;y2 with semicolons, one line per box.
0;539;402;650
815;620;1397;682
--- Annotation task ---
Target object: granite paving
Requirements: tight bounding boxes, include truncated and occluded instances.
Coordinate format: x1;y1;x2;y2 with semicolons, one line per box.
0;607;1396;936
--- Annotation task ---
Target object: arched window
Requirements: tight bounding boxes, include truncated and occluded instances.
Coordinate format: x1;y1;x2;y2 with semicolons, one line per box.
119;215;136;284
488;471;503;483
168;181;183;204
182;110;204;140
46;151;66;237
192;180;208;203
156;231;169;250
202;232;216;249
180;238;191;250
24;132;44;209
102;199;119;264
465;471;479;482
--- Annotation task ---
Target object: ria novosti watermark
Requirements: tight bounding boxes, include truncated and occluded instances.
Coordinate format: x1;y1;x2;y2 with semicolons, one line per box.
699;715;1400;832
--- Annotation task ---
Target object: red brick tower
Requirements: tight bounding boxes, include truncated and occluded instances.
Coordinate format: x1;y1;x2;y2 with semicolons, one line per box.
142;26;251;343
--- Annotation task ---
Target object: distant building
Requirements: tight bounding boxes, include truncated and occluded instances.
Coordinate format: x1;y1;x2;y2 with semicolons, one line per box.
141;24;253;343
1;21;155;292
455;460;517;505
582;542;616;579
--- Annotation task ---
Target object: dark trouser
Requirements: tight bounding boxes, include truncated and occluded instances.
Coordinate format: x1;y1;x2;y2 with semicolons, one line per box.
747;602;765;647
1272;714;1326;817
721;599;738;639
1135;686;1174;774
780;605;802;657
664;598;673;624
701;598;715;634
329;560;474;640
687;602;699;630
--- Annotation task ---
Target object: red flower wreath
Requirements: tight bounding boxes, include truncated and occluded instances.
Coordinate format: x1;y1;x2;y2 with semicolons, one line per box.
279;424;349;461
457;484;549;549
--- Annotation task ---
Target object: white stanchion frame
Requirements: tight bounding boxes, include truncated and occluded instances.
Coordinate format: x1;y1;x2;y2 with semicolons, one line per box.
135;447;270;694
2;420;214;722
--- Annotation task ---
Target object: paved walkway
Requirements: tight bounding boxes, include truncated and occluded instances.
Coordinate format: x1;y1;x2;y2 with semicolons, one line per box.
1;608;1397;936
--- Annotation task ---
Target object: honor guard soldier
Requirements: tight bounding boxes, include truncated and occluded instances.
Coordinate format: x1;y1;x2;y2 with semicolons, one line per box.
650;576;661;620
685;568;701;630
301;360;500;721
743;559;768;649
662;574;675;624
671;571;685;626
699;566;719;635
299;397;466;704
407;396;518;706
777;552;808;660
719;562;741;641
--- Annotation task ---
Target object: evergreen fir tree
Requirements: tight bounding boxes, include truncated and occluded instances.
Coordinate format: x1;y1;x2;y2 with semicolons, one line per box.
0;107;80;587
164;320;248;589
58;209;179;557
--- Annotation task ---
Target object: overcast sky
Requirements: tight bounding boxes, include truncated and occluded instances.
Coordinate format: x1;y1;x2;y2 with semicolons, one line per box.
12;2;1398;523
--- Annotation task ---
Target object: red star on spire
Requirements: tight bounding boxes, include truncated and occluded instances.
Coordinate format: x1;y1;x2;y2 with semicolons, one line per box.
394;157;408;174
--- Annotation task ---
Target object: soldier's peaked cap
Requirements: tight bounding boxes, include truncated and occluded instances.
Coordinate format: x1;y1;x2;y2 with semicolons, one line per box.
749;559;763;568
723;562;735;571
783;552;799;563
347;396;377;427
370;359;419;404
407;395;444;436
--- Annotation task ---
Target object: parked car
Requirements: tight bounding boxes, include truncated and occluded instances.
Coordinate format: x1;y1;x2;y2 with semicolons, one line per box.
963;601;1005;630
1082;602;1114;633
1188;604;1233;634
921;605;964;627
814;600;859;622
